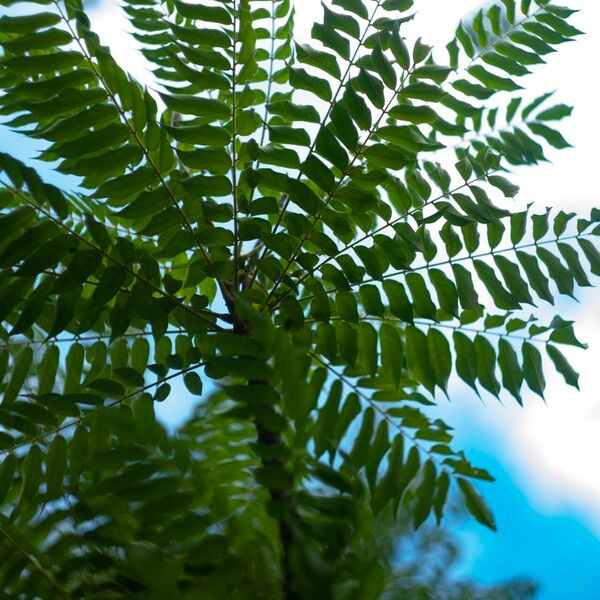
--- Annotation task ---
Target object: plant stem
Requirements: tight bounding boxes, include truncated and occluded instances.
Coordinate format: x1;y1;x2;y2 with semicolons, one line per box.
233;309;299;599
253;396;300;600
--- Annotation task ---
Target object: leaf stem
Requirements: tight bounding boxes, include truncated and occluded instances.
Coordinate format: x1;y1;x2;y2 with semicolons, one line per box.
306;314;557;346
264;66;416;306
231;0;240;294
246;0;384;291
0;522;70;599
2;180;223;330
0;362;205;458
273;169;498;307
310;352;456;477
292;231;593;307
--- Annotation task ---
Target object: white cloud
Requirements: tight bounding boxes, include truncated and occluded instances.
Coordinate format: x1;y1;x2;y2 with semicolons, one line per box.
91;2;155;88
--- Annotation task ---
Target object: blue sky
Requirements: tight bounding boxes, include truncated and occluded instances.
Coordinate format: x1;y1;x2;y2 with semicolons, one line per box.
456;448;600;599
1;1;599;597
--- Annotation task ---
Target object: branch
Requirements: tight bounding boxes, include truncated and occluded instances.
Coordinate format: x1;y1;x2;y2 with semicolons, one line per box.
250;379;300;600
272;168;498;308
245;0;385;290
309;352;455;476
0;362;205;458
292;231;593;307
0;521;70;599
264;66;415;305
52;0;218;271
232;1;240;293
2;180;223;331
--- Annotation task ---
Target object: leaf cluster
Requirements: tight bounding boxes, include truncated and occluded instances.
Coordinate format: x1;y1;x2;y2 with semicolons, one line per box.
0;0;596;597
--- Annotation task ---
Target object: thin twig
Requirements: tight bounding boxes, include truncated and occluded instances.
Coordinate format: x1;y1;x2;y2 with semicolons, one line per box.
1;180;223;330
0;362;206;458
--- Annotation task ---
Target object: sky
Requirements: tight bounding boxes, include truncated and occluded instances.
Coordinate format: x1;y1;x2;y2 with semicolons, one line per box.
1;1;599;597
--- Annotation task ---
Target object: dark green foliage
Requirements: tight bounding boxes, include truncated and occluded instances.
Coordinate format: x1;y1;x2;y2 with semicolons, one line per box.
0;0;596;597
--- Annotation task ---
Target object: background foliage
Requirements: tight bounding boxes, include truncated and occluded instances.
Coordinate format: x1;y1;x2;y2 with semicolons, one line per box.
0;0;598;597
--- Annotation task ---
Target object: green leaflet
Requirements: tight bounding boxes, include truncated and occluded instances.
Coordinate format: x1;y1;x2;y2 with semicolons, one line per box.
488;175;519;198
427;329;451;393
474;335;501;397
376;125;434;152
165;124;231;146
468;65;522;92
3;347;33;405
267;101;320;123
399;82;445;102
20;444;42;505
2;52;83;75
537;247;575;298
380;323;403;387
498;339;523;404
546;344;579;389
413;460;436;529
52;251;103;294
296;43;341;79
473;259;520;310
332;0;368;19
406;273;437;320
354;68;385;108
181;174;233;197
312;22;350;60
0;455;16;504
45;435;67;501
529;122;571;149
96;169;158;206
168;23;230;47
383;280;414;324
116;188;170;219
406;326;435;393
451;264;480;311
522;342;545;398
388;104;437;124
0;206;35;239
349;406;375;468
0;13;61;34
578;238;600;276
173;0;231;24
453;332;478;393
176;148;231;174
37;345;59;395
323;3;360;38
2;28;72;53
289;67;332;101
159;93;230;120
457;478;496;530
516;251;554;304
429;268;459;317
494;256;534;306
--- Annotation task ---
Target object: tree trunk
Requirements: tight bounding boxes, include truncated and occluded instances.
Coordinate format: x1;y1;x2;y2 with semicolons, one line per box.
255;413;301;600
235;316;301;599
